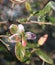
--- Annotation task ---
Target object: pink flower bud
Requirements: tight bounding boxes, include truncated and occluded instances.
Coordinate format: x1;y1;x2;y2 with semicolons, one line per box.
9;34;20;43
22;38;27;47
38;34;48;46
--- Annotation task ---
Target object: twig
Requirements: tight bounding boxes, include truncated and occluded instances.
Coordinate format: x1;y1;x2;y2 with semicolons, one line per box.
0;20;55;26
10;0;26;4
17;21;55;26
42;61;45;65
11;1;15;9
0;39;10;49
0;35;9;38
31;48;36;53
0;21;7;24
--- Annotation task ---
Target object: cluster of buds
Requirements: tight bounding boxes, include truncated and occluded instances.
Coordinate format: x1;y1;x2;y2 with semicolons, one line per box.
9;24;48;47
9;24;37;47
9;24;25;46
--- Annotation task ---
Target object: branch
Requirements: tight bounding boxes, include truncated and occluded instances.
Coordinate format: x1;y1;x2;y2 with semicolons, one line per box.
42;61;45;65
0;21;7;24
17;21;55;26
0;39;10;50
10;0;26;4
0;20;55;26
0;35;9;38
31;48;36;53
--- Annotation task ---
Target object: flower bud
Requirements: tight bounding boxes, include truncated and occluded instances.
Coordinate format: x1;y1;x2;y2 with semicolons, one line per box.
25;32;36;40
22;38;27;47
18;24;25;34
9;24;18;34
38;34;48;46
9;34;20;43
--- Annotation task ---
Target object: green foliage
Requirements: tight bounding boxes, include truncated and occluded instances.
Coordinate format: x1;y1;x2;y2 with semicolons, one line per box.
36;49;53;64
48;1;55;11
35;1;55;17
36;4;51;16
15;41;31;64
25;2;32;12
18;18;27;22
0;1;55;65
9;24;18;34
15;42;25;62
23;49;31;64
49;17;55;23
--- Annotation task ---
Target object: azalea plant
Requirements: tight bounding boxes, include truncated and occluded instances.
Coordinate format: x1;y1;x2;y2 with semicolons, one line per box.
0;0;55;65
7;24;53;65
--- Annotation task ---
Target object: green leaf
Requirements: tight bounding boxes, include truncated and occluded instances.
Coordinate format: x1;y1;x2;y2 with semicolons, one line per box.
23;50;31;64
36;4;51;16
23;57;31;64
48;1;55;11
15;42;25;62
18;18;27;22
27;42;37;49
15;41;31;64
25;2;32;12
36;1;55;16
38;16;45;22
35;49;53;64
9;24;18;34
49;17;55;23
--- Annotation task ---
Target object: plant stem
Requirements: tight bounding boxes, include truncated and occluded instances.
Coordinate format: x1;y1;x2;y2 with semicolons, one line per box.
0;20;55;26
42;61;45;65
0;35;9;38
31;48;36;53
17;21;55;26
0;21;7;24
0;39;10;50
